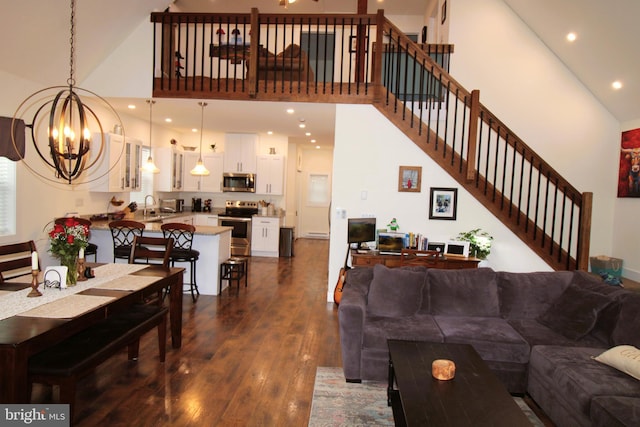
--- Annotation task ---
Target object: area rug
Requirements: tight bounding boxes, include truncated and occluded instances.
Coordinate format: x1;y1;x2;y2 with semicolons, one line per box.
308;367;544;427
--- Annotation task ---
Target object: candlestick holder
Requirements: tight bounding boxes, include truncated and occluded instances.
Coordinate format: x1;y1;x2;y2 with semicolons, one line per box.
27;269;42;297
77;258;87;282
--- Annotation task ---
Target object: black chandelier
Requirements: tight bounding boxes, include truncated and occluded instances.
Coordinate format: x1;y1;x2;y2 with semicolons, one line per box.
11;0;121;184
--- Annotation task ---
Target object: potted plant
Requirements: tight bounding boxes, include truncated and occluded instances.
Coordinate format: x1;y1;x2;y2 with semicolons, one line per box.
456;228;493;260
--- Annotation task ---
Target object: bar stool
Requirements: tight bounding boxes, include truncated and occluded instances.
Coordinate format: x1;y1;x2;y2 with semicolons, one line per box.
219;257;248;293
109;220;145;262
161;222;200;302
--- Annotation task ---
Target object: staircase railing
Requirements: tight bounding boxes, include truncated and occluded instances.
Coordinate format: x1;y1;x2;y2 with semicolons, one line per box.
149;10;591;271
376;19;591;271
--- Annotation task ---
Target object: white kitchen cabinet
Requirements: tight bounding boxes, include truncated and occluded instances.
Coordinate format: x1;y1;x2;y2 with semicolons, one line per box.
251;216;280;257
195;214;219;227
224;133;257;173
183;152;224;192
155;147;184;192
89;133;141;192
256;155;284;195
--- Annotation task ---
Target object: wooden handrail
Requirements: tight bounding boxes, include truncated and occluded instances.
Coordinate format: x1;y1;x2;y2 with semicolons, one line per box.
149;10;592;271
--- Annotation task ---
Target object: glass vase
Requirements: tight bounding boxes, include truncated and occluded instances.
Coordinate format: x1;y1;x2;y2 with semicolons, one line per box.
58;254;78;286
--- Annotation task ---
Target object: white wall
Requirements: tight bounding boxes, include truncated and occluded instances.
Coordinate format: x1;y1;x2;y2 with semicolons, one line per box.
448;0;627;274
328;104;551;300
615;118;640;280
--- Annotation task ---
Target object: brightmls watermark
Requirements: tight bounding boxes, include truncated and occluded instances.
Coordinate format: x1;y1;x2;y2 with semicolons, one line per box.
0;405;69;426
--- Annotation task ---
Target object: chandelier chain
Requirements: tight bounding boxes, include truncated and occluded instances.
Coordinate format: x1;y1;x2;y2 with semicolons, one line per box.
68;0;76;87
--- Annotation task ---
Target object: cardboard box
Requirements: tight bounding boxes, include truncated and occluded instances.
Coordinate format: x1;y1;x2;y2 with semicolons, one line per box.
590;256;623;278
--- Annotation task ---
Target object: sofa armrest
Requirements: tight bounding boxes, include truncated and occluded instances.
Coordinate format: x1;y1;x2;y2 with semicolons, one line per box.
338;282;368;382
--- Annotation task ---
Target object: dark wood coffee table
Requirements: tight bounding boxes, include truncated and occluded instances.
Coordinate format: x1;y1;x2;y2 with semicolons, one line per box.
387;340;532;426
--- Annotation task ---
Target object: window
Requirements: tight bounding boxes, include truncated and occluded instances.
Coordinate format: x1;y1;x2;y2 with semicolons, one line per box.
307;174;330;207
0;157;16;237
129;147;155;205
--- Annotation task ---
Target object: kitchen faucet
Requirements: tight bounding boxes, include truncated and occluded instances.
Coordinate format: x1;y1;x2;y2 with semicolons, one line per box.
143;194;156;217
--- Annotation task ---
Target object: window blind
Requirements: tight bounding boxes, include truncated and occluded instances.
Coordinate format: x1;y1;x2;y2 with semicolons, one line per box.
0;157;16;236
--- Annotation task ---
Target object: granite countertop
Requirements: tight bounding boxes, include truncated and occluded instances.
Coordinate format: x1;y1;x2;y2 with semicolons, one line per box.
90;212;232;236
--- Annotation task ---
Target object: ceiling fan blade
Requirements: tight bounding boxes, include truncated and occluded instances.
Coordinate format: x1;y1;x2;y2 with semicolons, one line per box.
279;0;286;5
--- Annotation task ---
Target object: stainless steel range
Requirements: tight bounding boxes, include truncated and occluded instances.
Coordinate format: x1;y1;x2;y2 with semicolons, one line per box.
218;200;258;256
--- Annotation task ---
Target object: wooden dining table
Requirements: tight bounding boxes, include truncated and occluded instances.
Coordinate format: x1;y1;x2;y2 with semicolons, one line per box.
0;263;184;403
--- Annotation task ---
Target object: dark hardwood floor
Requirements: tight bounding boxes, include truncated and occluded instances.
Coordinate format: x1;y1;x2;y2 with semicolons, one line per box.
31;238;340;426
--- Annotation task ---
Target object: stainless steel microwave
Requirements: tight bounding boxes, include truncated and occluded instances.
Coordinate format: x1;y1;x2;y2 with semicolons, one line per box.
222;173;255;192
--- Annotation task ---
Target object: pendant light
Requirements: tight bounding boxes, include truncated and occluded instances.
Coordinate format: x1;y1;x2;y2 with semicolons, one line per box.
11;0;121;185
190;102;210;176
142;99;160;173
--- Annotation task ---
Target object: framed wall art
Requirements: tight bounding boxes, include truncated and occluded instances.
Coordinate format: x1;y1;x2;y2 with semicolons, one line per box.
618;127;640;197
429;187;457;220
398;166;422;192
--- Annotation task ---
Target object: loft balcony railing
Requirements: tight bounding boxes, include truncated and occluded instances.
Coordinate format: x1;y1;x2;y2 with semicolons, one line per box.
150;9;452;101
150;10;591;271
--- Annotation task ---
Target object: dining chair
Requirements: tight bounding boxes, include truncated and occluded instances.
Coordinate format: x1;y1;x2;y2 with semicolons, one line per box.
55;217;98;262
128;235;174;269
161;222;200;301
109;220;145;262
0;240;38;284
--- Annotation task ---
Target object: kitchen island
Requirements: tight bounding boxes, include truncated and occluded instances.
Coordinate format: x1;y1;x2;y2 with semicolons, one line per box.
91;219;232;295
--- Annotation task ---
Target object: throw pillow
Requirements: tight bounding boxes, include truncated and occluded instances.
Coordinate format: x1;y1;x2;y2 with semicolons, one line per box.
366;264;426;317
537;283;612;340
594;345;640;381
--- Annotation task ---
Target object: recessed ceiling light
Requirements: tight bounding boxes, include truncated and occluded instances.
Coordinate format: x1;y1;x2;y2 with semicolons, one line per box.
267;131;273;135
286;108;295;114
311;139;316;143
315;145;321;149
165;118;172;123
299;123;306;128
566;32;577;42
192;128;198;133
305;132;311;136
127;104;136;109
612;81;623;90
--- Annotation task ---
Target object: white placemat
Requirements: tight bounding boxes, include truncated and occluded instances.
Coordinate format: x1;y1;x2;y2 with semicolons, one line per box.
0;263;148;320
0;290;12;297
93;275;158;292
16;294;115;319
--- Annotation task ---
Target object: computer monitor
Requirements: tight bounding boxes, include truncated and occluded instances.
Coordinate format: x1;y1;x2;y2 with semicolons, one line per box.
347;218;376;248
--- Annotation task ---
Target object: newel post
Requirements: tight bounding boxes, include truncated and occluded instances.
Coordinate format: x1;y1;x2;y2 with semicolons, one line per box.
465;89;481;182
372;9;385;90
248;7;259;97
577;192;593;271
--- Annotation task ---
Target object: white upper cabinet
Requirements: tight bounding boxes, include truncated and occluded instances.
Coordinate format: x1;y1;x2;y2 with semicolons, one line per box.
256;155;284;195
155;147;184;192
89;133;141;192
224;133;257;173
183;152;224;192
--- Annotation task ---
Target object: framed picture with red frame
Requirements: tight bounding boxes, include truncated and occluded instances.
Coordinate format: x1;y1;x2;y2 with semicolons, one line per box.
618;128;640;197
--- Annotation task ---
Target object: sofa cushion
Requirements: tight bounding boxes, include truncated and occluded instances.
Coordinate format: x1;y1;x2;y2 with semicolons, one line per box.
429;268;499;316
611;292;640;348
277;43;301;58
590;396;640;427
434;315;530;363
594;345;640;381
362;314;443;350
537;283;613;340
528;345;640;424
367;264;426;317
497;271;574;319
507;318;606;348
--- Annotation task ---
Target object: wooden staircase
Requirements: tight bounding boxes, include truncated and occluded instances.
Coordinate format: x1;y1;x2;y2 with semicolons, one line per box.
150;9;592;271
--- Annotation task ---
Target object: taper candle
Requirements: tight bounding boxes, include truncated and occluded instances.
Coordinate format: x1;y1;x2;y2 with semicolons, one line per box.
79;247;84;260
31;251;38;270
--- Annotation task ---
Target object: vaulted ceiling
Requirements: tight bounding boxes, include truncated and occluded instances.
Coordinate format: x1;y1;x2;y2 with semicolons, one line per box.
1;0;637;146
